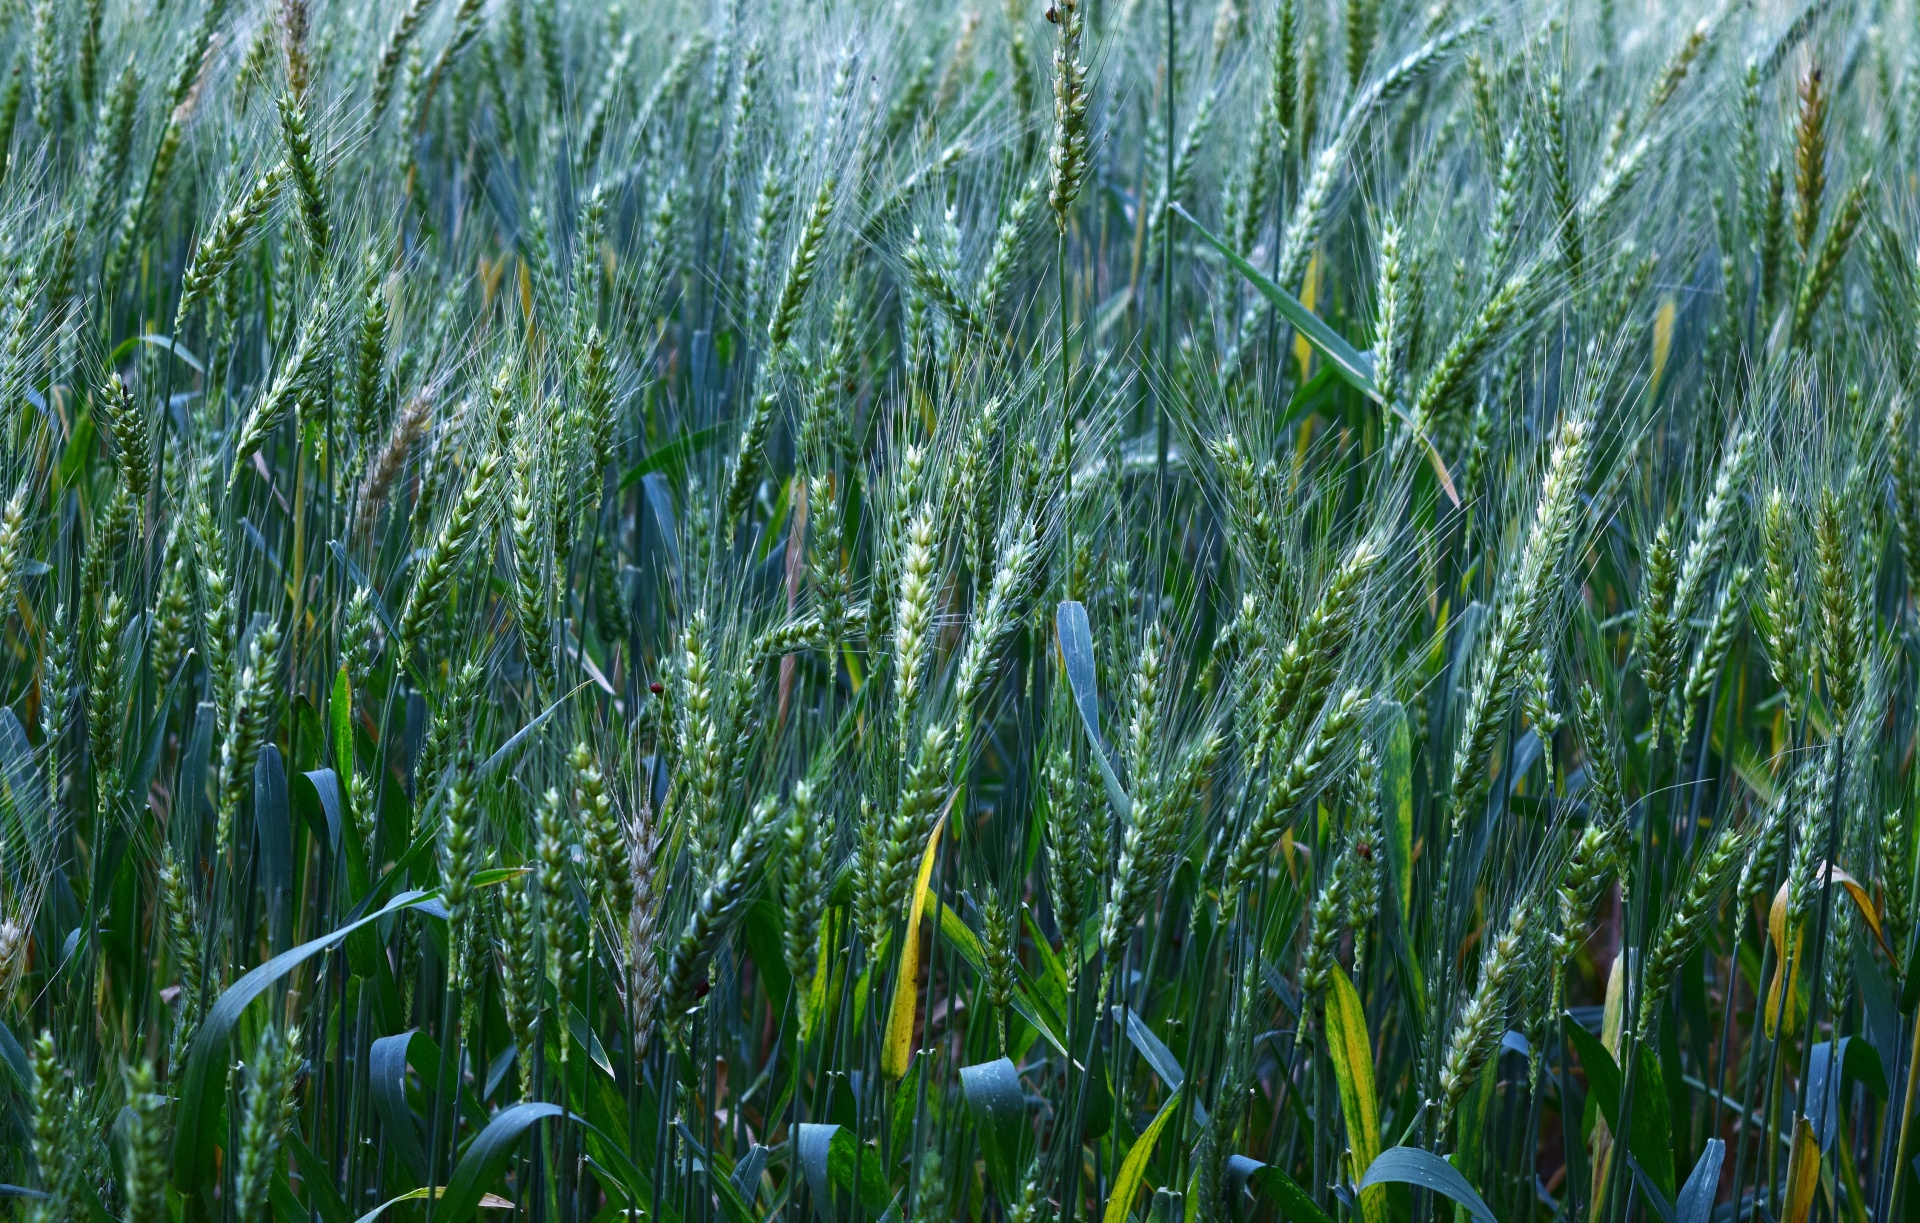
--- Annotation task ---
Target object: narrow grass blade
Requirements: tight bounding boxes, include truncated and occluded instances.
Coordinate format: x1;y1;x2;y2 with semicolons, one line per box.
883;809;947;1078
618;423;729;489
960;1058;1027;1199
1226;1156;1334;1223
1326;967;1384;1223
439;1104;565;1223
1355;1148;1497;1223
1378;703;1413;929
1675;1140;1725;1223
1170;202;1378;401
368;1033;430;1186
1782;1117;1821;1223
172;890;442;1190
1056;600;1131;823
1102;1092;1179;1223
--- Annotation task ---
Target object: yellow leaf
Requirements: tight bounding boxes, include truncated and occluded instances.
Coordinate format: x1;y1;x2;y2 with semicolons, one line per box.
882;810;948;1079
1767;881;1801;1037
352;1186;513;1223
1601;953;1624;1056
1651;296;1676;391
1294;249;1322;380
1766;863;1889;1036
1325;966;1385;1223
1823;863;1889;954
1102;1092;1180;1223
1762;862;1879;1038
1783;1116;1821;1223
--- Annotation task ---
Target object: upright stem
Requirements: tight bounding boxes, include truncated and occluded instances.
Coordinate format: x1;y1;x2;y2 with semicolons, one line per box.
1886;1014;1920;1222
1724;933;1777;1223
1155;0;1173;528
1059;231;1073;588
1795;736;1848;1098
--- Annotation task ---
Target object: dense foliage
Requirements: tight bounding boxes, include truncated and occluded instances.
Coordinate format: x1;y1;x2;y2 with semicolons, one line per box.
0;2;1915;1223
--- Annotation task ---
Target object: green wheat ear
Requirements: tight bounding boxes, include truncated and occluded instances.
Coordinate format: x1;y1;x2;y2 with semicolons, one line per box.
7;0;1920;1213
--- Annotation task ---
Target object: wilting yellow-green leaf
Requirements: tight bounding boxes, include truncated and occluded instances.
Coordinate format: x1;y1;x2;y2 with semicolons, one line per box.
1602;948;1624;1055
1103;1092;1180;1223
882;810;947;1079
799;905;837;1043
1590;957;1625;1221
1783;1117;1821;1223
1325;966;1384;1223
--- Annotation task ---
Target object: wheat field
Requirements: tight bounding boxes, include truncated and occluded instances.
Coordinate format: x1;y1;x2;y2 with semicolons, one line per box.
0;2;1913;1223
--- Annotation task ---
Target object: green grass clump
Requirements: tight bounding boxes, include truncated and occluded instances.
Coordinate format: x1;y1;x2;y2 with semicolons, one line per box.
1;3;1919;1223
